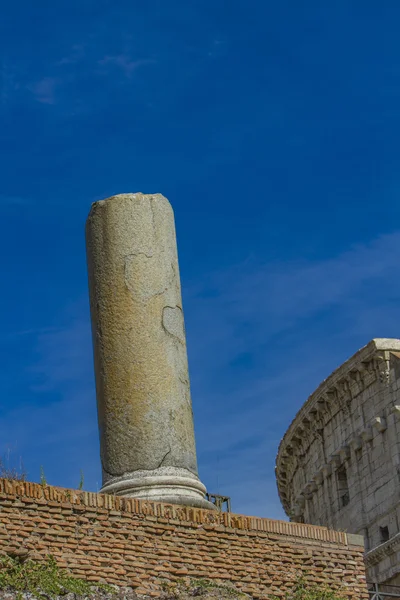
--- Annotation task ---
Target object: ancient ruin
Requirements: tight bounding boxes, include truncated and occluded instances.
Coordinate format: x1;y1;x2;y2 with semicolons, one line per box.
0;191;371;598
86;193;214;509
276;338;400;588
0;479;368;599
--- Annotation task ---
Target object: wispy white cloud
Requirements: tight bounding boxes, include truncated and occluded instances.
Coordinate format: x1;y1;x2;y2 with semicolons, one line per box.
28;77;58;104
0;300;99;489
57;44;86;66
0;58;59;107
186;230;400;516
2;43;155;111
98;55;155;78
29;316;92;392
2;230;400;517
186;231;400;375
207;38;228;59
0;327;57;341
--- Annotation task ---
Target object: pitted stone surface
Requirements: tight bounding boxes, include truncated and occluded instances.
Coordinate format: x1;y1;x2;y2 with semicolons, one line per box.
162;306;185;343
86;193;213;508
124;253;172;301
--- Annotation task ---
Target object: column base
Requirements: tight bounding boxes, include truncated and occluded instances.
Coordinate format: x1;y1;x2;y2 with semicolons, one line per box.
100;466;217;510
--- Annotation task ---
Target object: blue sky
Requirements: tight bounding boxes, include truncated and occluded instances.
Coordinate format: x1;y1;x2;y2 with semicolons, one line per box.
1;1;400;519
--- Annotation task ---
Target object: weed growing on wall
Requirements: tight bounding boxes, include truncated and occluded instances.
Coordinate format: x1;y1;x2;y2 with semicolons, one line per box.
78;469;84;490
274;578;347;600
0;555;113;599
160;578;248;599
0;454;26;482
39;466;47;487
160;578;348;600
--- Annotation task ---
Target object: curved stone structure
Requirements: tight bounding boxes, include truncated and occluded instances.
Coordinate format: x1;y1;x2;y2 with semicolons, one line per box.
86;193;214;509
276;338;400;586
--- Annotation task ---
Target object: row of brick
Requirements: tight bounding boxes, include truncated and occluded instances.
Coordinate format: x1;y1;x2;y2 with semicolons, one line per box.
0;480;348;543
0;480;368;598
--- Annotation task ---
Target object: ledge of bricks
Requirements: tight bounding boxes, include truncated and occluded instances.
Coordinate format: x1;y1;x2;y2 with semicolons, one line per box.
0;479;368;599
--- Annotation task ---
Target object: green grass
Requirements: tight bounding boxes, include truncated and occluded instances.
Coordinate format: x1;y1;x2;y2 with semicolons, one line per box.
0;554;113;599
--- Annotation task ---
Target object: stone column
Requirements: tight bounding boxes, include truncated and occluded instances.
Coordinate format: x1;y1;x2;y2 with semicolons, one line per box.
86;193;214;509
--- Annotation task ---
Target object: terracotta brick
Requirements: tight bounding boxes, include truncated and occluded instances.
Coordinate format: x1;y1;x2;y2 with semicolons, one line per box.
0;478;368;599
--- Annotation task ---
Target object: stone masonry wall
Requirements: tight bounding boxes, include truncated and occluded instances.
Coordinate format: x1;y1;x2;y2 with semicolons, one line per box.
276;339;400;584
0;479;367;598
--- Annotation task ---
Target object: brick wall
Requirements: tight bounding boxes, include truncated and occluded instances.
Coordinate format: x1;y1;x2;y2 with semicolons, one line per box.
0;479;367;598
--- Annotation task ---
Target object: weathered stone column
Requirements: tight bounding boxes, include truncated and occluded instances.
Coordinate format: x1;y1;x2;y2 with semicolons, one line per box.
86;193;214;509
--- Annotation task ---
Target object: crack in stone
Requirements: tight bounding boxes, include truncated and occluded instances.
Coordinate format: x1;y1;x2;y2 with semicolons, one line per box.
124;253;168;300
162;305;185;343
157;447;172;468
125;250;154;260
149;196;157;235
